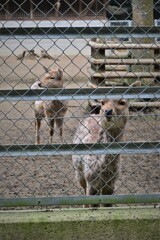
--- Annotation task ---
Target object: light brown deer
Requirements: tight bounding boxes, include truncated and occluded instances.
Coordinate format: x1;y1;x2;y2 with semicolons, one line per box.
31;67;68;144
72;81;141;207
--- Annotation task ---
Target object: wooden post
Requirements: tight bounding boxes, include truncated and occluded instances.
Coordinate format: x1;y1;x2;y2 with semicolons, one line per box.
104;0;109;19
6;1;9;19
90;39;106;86
132;0;154;26
132;0;154;85
55;1;61;18
30;0;33;19
79;0;82;14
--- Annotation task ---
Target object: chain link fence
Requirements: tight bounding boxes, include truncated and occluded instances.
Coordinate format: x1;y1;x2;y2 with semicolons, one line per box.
0;0;160;208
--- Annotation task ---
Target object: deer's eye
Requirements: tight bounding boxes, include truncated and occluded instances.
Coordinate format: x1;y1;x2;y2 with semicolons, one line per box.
118;99;126;106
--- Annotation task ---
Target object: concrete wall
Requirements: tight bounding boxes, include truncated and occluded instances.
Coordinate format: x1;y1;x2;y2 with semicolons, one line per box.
0;207;160;240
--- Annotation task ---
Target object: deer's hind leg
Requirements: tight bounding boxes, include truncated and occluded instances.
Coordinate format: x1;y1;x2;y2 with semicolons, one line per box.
35;118;42;145
55;118;64;143
48;118;55;144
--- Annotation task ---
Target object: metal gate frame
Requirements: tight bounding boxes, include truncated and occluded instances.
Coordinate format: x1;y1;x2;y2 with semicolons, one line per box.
0;25;160;207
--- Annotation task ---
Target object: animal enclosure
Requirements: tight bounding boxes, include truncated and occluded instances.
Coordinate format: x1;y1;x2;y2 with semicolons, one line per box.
0;0;160;209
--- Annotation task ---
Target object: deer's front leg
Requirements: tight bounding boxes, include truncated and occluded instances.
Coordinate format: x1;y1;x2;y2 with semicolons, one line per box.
48;118;55;144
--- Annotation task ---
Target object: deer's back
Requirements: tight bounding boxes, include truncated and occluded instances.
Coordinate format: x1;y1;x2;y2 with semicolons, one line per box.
34;100;68;118
73;115;101;144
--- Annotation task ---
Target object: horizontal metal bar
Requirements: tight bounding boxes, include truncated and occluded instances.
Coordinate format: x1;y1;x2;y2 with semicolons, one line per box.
0;87;159;101
0;26;160;39
0;194;159;207
0;142;159;157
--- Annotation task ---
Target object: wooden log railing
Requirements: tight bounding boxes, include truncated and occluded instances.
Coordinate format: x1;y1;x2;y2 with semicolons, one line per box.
88;40;160;86
89;41;160;50
87;39;160;110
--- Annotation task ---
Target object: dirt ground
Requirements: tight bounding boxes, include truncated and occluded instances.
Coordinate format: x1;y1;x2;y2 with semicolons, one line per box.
0;55;159;206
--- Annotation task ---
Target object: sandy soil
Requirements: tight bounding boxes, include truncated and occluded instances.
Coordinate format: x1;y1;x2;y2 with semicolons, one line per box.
0;55;159;206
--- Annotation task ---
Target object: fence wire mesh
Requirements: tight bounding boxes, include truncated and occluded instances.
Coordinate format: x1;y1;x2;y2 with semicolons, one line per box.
0;0;160;208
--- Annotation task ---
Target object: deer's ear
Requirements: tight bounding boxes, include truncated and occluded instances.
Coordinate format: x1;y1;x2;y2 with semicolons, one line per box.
118;99;127;106
57;68;63;79
43;66;48;72
97;99;105;105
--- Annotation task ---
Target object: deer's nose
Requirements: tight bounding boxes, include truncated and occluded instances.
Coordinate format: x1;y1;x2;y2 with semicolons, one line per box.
105;109;113;117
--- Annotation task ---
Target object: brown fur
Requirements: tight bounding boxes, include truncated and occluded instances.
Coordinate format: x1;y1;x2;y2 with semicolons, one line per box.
72;81;141;207
72;99;128;207
40;67;63;88
31;67;68;144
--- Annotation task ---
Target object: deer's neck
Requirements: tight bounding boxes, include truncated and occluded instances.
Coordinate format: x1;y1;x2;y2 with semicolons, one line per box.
107;128;124;142
98;127;124;143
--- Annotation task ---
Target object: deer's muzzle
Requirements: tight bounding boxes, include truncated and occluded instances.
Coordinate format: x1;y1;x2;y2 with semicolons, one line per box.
105;109;113;118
